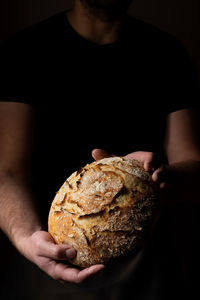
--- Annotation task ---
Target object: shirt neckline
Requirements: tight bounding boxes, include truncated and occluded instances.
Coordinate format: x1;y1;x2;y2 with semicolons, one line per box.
62;9;128;48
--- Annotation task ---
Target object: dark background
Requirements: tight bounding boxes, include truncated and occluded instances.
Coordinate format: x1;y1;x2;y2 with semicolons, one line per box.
0;0;199;298
1;0;200;82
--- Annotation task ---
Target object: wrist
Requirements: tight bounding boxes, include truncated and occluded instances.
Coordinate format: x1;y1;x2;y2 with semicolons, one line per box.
12;225;43;258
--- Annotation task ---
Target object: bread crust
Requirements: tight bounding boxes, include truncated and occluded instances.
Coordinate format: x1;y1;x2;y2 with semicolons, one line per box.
48;157;160;267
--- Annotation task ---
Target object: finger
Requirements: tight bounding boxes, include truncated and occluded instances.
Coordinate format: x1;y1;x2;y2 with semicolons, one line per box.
144;160;154;172
160;182;167;189
92;149;112;161
76;264;105;282
53;263;105;283
52;262;80;283
152;166;165;183
124;151;154;171
36;238;76;260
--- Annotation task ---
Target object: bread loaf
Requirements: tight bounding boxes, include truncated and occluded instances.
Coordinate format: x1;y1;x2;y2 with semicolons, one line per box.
48;157;160;267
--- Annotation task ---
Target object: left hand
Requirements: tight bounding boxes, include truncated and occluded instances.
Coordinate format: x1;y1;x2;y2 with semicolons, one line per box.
92;149;167;189
20;231;105;284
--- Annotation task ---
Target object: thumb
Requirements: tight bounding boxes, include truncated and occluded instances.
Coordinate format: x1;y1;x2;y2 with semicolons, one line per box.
92;149;112;161
45;243;76;260
35;237;77;260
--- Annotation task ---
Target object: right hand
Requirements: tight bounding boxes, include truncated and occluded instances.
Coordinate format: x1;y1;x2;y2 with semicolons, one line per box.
92;149;167;189
20;230;105;284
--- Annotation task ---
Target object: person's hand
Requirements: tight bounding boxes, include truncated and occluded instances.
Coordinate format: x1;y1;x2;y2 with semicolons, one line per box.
20;230;105;284
92;149;167;189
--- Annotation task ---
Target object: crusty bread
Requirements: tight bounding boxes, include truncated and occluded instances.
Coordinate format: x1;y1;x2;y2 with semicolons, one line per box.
48;157;160;267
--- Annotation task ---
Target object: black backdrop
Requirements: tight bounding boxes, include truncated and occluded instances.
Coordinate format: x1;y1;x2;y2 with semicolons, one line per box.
0;1;200;299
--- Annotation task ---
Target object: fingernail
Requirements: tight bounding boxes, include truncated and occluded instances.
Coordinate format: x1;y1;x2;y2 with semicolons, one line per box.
160;182;167;189
66;248;76;259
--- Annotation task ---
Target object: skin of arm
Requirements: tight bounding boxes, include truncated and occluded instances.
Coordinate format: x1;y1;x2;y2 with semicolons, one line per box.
0;102;104;284
157;108;200;288
161;108;200;207
0;102;41;244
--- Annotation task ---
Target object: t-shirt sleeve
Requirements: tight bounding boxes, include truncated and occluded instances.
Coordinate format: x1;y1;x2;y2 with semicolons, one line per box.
161;36;200;115
0;31;33;105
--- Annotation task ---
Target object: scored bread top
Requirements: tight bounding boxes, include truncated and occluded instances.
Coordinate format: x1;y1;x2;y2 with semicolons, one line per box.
48;157;159;267
50;157;153;216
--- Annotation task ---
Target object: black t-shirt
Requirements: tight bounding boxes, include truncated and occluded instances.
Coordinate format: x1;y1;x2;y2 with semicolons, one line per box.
1;10;199;220
0;10;199;299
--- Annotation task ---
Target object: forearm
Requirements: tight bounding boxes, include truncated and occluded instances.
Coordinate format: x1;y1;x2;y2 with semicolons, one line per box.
0;171;42;253
162;159;200;207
